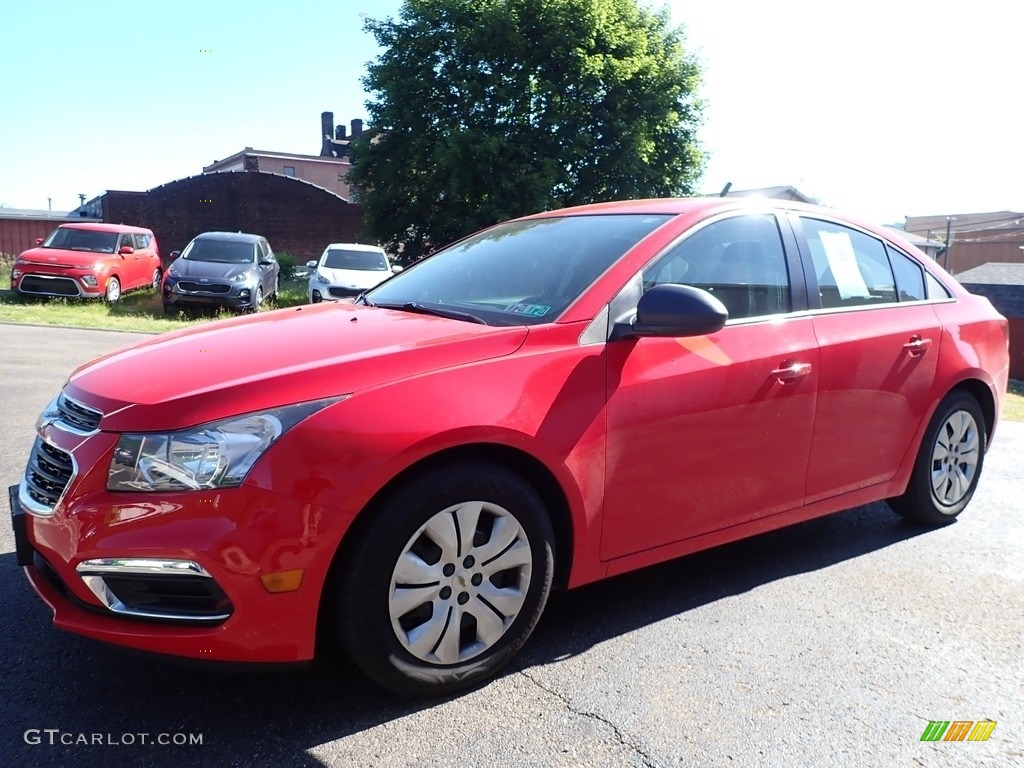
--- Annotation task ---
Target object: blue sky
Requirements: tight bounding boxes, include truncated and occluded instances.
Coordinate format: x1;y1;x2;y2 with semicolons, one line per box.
1;0;1020;225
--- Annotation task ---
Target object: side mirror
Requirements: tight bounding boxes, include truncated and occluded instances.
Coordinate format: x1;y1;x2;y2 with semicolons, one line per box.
306;260;317;269
611;283;728;341
392;265;404;273
119;246;134;255
35;237;44;245
170;251;180;259
259;258;274;266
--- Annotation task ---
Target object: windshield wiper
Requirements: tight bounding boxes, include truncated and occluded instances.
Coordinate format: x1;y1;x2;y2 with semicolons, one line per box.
355;294;375;307
374;301;487;325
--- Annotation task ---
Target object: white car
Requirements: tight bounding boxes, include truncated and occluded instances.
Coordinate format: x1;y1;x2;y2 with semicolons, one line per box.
306;244;401;303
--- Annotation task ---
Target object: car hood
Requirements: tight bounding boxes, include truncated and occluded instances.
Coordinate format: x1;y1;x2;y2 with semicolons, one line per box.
17;246;107;268
64;303;528;432
316;267;391;289
170;259;255;280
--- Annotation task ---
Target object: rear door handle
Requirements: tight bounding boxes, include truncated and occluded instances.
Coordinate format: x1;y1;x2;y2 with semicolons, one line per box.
903;336;933;356
771;361;812;382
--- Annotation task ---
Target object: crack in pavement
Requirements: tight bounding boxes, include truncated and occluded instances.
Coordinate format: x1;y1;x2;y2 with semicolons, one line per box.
517;667;661;768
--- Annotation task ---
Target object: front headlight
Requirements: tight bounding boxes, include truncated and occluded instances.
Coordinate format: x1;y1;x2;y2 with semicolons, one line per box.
107;398;343;492
314;272;331;285
231;270;254;283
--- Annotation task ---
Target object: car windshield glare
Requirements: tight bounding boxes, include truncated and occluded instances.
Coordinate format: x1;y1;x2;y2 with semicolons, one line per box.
366;214;671;325
44;228;118;253
183;240;255;264
324;249;388;271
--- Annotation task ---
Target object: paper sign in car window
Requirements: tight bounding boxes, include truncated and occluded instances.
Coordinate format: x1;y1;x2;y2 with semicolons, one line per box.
818;231;870;299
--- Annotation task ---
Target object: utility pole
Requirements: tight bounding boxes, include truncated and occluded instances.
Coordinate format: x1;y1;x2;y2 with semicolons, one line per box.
944;216;953;270
47;198;52;211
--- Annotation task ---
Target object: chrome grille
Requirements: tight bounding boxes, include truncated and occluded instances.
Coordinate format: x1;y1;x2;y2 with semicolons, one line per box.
24;438;74;510
178;281;231;294
56;393;102;433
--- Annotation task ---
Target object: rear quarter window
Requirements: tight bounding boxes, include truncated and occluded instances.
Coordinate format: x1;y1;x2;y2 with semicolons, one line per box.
885;245;926;302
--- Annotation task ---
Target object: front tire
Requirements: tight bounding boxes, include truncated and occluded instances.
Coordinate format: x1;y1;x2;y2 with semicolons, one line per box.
332;462;555;697
105;276;121;303
888;392;986;525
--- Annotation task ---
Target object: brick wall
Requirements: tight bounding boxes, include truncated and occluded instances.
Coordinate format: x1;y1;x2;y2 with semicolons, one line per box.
100;173;365;265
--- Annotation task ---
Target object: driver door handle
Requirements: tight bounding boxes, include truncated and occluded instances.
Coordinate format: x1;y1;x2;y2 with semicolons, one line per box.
771;361;812;382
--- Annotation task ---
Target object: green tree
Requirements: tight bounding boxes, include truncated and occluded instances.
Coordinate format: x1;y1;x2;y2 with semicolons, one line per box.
349;0;704;261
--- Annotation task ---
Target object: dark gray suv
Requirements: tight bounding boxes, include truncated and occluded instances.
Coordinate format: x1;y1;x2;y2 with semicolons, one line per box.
162;232;280;313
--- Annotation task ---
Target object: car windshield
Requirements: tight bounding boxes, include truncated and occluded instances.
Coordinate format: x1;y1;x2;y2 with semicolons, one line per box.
366;214;671;326
182;239;255;264
323;248;388;271
43;228;118;253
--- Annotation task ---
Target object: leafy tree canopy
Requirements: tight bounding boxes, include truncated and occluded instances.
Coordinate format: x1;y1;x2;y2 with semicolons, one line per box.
349;0;704;260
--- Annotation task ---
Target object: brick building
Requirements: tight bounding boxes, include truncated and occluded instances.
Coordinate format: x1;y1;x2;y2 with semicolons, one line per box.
202;112;365;201
81;171;363;263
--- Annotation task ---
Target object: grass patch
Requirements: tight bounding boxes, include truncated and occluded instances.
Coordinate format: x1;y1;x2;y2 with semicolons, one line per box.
1005;379;1024;422
0;256;309;334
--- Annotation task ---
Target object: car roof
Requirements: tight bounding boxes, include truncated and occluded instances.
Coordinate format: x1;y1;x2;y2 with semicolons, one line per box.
59;222;153;234
192;231;264;243
323;243;385;253
524;196;846;218
524;197;909;251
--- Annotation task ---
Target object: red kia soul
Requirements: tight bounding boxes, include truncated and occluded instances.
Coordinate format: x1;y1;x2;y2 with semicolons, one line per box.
11;222;161;303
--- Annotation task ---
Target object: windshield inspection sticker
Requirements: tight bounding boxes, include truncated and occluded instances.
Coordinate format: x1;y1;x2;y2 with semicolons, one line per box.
818;231;870;299
504;303;550;317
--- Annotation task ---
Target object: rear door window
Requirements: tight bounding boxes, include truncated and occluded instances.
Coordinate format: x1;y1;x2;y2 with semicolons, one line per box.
800;218;896;308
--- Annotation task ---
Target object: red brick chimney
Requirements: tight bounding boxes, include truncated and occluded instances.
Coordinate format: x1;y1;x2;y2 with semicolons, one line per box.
321;112;334;156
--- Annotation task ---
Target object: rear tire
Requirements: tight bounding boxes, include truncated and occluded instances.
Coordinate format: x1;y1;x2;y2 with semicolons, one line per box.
331;462;555;697
888;392;986;525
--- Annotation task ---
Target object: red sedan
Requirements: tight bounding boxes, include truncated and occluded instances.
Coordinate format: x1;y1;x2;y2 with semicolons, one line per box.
10;198;1009;696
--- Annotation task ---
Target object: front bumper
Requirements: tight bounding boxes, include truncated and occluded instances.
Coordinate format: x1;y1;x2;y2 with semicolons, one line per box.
14;271;105;299
9;444;349;663
163;278;255;309
308;283;362;304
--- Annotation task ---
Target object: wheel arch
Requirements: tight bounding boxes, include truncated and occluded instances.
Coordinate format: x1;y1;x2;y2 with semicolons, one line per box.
948;377;997;443
320;443;576;623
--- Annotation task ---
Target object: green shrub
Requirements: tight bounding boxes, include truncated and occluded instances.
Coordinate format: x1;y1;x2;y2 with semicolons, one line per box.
276;252;297;281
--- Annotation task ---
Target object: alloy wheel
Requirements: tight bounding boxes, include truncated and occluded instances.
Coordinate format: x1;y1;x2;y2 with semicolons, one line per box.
930;409;980;507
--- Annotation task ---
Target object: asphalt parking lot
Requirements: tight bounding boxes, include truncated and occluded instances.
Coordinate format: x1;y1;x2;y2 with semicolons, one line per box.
1;322;1020;767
